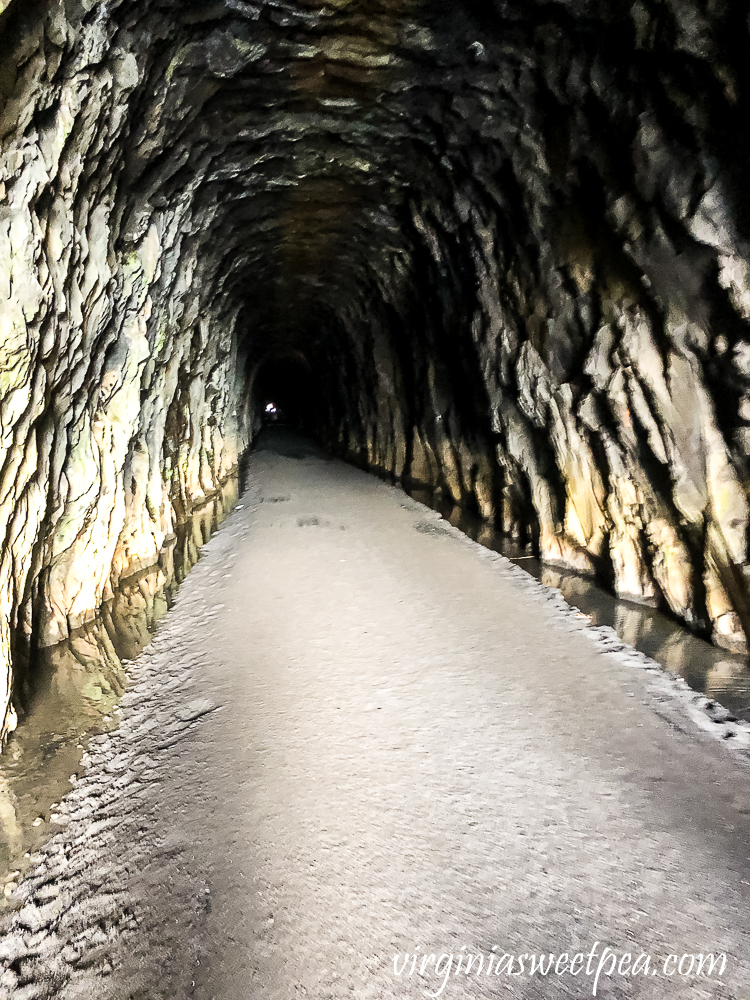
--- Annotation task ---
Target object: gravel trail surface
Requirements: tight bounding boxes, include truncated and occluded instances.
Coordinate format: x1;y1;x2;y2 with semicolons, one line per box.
1;432;750;1000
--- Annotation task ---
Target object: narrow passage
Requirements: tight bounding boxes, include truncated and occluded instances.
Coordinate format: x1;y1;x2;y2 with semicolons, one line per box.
3;431;750;1000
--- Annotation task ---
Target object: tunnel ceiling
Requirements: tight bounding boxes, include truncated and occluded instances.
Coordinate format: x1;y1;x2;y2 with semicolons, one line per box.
11;0;747;368
0;0;750;735
75;0;528;360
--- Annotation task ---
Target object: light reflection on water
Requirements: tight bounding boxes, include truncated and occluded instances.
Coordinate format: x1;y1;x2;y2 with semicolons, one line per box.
407;486;750;723
0;474;240;901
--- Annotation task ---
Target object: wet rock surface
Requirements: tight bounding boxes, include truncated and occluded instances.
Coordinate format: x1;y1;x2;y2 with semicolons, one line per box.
1;436;750;999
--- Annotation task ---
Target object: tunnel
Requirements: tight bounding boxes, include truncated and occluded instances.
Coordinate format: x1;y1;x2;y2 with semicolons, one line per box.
0;0;749;742
1;0;750;994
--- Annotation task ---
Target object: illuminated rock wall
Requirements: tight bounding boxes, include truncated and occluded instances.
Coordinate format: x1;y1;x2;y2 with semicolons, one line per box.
0;0;253;736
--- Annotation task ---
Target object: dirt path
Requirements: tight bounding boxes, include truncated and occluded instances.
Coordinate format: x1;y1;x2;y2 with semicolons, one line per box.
2;431;750;1000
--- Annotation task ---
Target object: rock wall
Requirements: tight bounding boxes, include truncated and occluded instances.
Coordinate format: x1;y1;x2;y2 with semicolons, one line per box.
0;0;253;737
0;0;749;736
317;1;750;652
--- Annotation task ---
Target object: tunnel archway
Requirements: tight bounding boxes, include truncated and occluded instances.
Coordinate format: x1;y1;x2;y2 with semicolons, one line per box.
0;0;746;738
3;4;750;992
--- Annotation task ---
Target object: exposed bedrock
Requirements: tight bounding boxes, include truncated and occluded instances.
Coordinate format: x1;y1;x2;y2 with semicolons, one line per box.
0;0;749;733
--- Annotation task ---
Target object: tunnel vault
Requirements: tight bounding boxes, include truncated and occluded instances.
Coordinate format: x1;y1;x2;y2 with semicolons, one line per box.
0;0;749;735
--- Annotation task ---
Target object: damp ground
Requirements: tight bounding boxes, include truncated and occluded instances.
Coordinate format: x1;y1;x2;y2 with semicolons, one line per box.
5;429;746;913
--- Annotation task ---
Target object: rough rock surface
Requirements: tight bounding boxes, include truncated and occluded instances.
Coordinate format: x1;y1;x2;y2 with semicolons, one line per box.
1;0;750;732
1;435;750;999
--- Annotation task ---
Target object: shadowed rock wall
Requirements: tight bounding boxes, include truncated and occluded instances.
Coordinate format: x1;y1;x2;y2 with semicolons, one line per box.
0;0;749;735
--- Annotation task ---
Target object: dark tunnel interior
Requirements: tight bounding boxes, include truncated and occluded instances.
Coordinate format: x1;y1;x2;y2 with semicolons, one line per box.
252;354;323;431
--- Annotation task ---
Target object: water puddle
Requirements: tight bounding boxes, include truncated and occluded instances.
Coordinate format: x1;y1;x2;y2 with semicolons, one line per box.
0;473;240;903
406;486;750;723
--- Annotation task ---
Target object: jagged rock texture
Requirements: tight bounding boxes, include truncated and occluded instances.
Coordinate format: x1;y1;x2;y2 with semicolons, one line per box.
1;0;750;734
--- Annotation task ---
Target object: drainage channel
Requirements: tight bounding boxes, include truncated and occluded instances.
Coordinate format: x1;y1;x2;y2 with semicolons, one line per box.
405;485;750;725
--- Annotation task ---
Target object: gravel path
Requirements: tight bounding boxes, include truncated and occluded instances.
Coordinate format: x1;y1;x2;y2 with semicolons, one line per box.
1;432;750;1000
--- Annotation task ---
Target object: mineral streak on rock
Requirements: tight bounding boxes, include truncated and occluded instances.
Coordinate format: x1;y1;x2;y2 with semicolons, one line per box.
0;0;749;734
